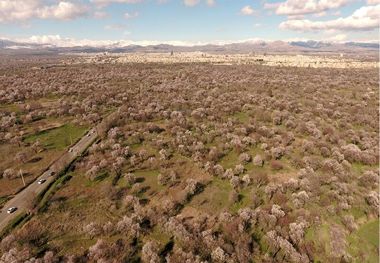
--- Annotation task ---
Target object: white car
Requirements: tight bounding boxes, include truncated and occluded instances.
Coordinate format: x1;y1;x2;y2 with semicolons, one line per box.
69;148;74;152
37;179;46;184
7;207;17;214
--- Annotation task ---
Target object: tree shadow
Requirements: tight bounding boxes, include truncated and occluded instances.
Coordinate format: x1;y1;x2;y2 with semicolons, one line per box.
135;177;145;183
28;156;43;163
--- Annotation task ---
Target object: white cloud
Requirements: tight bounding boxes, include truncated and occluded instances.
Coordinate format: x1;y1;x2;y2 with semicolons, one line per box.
104;24;126;30
94;11;108;18
38;2;88;20
206;0;215;6
184;0;200;6
280;4;380;31
313;11;326;17
12;35;271;47
264;2;280;10
240;5;255;15
90;0;142;8
183;0;215;7
327;33;347;41
0;0;38;22
332;10;341;16
26;35;124;47
5;34;377;49
270;0;349;16
29;34;65;45
0;0;88;23
124;11;139;19
288;14;305;19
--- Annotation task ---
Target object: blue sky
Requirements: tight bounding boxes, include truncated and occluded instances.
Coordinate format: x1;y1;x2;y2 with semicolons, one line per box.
0;0;379;46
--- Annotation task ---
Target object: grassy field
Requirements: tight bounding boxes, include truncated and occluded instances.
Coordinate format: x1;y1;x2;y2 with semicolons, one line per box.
33;171;118;256
0;123;89;197
24;123;88;151
0;103;21;113
189;178;232;215
348;219;379;263
231;111;250;123
133;170;163;199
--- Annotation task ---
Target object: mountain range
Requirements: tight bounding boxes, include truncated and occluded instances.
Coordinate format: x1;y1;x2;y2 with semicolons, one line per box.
0;39;378;54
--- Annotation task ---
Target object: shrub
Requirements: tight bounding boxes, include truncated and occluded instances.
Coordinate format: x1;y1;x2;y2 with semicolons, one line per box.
253;154;264;167
271;146;285;160
141;241;160;263
238;152;251;164
125;173;136;185
270;160;284;170
2;168;17;180
234;164;245;175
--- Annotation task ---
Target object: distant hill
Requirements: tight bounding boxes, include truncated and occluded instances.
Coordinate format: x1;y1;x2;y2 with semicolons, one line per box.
345;42;380;49
290;40;332;49
0;39;378;54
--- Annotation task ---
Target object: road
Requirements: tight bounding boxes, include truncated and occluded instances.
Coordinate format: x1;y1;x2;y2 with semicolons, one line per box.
0;128;98;233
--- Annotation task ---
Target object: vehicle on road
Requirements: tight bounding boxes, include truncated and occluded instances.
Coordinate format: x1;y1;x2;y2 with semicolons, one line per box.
37;179;46;184
48;171;55;176
7;207;17;214
69;148;73;152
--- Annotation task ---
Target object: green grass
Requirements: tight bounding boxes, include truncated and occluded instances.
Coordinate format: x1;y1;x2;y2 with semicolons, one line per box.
230;187;252;214
0;196;10;208
133;169;162;197
304;224;331;262
219;147;277;175
349;207;366;220
53;233;97;256
38;173;72;211
43;93;60;100
62;196;91;210
24;123;88;151
348;220;379;263
117;177;129;188
0;103;21;113
147;226;172;245
219;150;239;169
351;162;378;176
130;143;158;157
189;178;232;214
357;220;379;247
134;169;160;180
305;220;379;263
130;142;143;150
304;227;315;242
0;211;29;239
232;111;250;123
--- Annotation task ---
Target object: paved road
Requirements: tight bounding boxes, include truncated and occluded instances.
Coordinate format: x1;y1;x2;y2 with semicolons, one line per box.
0;128;98;233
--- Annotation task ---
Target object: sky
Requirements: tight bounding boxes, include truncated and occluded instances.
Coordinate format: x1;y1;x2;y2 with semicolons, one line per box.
0;0;379;46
